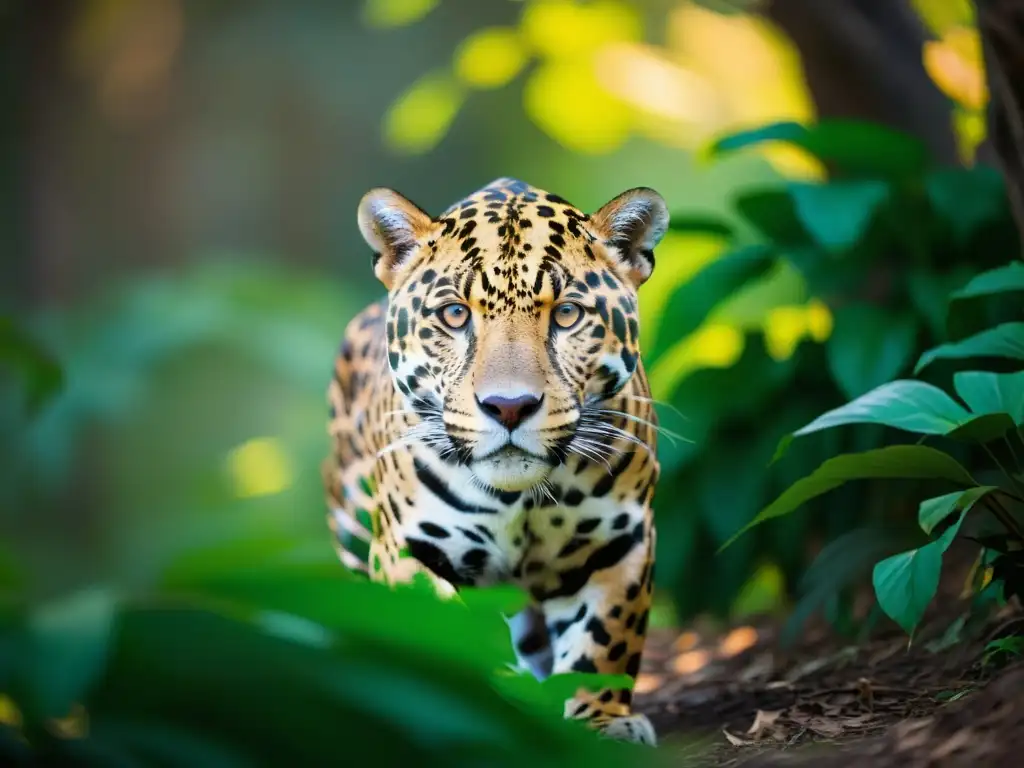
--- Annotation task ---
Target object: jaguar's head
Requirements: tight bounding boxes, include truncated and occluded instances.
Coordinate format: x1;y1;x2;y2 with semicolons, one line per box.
359;177;668;492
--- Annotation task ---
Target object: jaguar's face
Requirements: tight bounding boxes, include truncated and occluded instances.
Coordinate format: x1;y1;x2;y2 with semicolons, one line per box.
362;178;668;492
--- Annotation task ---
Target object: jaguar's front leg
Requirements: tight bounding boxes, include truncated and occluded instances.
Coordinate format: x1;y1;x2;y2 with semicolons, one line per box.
542;516;657;746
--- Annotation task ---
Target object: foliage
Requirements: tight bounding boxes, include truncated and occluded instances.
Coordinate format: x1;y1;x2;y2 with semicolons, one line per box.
0;558;652;766
0;287;672;767
647;117;1021;629
719;255;1024;638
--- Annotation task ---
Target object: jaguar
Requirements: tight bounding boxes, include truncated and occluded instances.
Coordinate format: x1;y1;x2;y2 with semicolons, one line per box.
322;177;669;745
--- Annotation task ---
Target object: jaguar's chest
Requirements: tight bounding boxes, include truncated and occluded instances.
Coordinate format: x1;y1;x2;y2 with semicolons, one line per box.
386;453;649;596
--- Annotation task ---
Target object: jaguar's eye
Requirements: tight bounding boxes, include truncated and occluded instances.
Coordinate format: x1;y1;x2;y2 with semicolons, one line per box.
552;302;583;330
439;303;471;330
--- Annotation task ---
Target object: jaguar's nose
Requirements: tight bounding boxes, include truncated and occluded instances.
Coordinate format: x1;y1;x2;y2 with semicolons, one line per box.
477;393;544;431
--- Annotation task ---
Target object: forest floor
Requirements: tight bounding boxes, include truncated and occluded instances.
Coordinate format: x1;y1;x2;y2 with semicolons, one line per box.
636;550;1024;767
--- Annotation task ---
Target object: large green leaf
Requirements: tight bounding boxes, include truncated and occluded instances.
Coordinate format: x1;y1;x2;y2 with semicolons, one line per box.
826;306;918;399
647;244;775;365
953;370;1024;424
872;511;964;635
162;567;518;672
950;261;1024;300
788;180;889;251
24;587;118;718
925;166;1008;245
792;381;970;438
710;120;930;179
83;605;628;768
915;322;1024;373
721;446;975;549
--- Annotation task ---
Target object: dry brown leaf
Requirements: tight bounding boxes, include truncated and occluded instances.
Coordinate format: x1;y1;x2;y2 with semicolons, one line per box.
746;709;783;739
723;728;756;747
930;727;975;759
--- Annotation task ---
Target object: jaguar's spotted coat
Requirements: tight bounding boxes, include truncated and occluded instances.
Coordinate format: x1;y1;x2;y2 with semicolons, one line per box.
323;178;668;745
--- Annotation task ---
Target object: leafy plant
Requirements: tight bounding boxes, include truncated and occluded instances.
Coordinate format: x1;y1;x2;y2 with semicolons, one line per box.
647;116;1021;628
720;258;1024;638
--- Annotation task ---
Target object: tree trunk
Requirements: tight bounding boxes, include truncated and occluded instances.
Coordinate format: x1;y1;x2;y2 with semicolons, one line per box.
973;0;1024;243
764;0;959;166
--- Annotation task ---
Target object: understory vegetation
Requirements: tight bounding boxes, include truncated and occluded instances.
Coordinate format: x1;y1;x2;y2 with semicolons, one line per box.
3;112;1022;765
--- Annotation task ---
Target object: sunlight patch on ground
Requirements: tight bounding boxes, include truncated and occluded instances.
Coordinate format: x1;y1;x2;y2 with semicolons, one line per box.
633;672;663;695
673;630;700;653
226;437;294;499
719;626;759;658
672;649;711;675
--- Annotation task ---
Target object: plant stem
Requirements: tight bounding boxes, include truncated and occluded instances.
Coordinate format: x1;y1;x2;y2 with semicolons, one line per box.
983;443;1024;502
1006;435;1022;471
987;493;1024;543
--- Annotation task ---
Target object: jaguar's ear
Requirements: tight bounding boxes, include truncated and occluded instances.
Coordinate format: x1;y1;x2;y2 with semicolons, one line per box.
358;188;433;289
590;187;670;286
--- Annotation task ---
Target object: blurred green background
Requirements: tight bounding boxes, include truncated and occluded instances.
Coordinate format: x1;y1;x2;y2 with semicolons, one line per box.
3;0;1019;764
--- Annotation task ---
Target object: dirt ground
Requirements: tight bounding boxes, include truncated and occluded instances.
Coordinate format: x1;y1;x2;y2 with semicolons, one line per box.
635;561;1024;766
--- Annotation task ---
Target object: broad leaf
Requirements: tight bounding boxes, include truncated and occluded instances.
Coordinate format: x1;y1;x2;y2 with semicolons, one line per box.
873;512;964;635
648;244;774;365
915;322;1024;373
826;306;918;399
945;412;1019;442
25;587;118;718
950;261;1024;300
792;381;970;438
925;166;1008;245
668;214;735;239
733;189;810;246
710;120;929;179
918;486;997;535
788;180;889;251
953;370;1024;424
721;446;975;549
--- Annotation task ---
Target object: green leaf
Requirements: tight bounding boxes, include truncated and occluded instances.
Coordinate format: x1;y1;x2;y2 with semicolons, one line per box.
792;381;970;438
826;306;918;399
925;166;1008;245
945;413;1019;442
733;189;810;246
918;486;997;535
26;587;117;718
91;605;618;767
667;214;735;239
950;261;1024;300
872;511;964;635
710;120;930;179
915;322;1024;373
458;585;531;617
0;315;64;416
953;370;1024;425
648;244;775;365
721;446;975;549
788;180;889;251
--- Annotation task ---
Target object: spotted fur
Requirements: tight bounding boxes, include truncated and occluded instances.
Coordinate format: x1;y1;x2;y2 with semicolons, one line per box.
322;178;669;745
